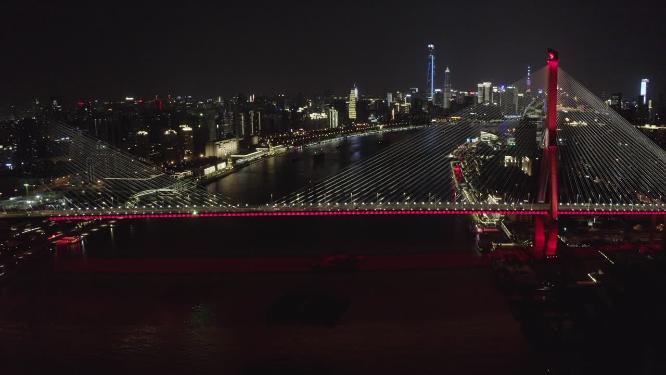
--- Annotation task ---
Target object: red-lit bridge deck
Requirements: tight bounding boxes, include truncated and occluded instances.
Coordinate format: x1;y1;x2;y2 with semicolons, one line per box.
0;201;661;220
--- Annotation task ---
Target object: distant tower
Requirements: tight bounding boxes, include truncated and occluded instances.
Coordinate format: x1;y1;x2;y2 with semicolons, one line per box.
443;67;452;109
348;85;358;121
526;65;532;92
426;44;435;103
640;78;649;105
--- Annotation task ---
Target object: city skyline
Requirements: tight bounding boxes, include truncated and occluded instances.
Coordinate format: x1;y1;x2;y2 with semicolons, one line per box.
0;66;659;111
1;3;666;372
1;1;664;104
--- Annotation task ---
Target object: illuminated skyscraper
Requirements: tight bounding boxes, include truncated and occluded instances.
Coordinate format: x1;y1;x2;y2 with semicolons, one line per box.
348;85;358;121
477;82;492;104
249;110;261;135
500;86;518;115
426;44;435;103
443;67;452;109
640;78;649;105
179;124;193;160
328;107;339;128
526;65;531;92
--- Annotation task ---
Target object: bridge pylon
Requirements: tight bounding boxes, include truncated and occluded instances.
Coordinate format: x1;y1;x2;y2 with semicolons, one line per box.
534;49;560;258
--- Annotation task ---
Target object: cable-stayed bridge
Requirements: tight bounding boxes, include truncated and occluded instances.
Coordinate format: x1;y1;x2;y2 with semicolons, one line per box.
2;50;666;256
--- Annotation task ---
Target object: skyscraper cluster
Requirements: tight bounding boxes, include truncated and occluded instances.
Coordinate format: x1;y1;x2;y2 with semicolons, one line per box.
421;44;458;111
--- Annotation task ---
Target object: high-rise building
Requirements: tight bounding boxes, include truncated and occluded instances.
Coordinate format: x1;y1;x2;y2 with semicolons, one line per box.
220;111;233;135
206;107;217;142
434;89;443;108
348;85;358;121
512;116;538;176
161;129;180;164
327;107;339;128
236;112;246;137
386;92;393;105
640;78;649;105
609;92;622;109
443;67;452;109
249;110;261;135
491;86;500;105
134;130;150;159
477;82;492;104
179;124;193;160
501;86;519;115
426;44;435;103
526;65;532;93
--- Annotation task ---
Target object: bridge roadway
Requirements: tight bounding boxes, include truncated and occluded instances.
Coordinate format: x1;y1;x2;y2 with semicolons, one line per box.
0;201;663;220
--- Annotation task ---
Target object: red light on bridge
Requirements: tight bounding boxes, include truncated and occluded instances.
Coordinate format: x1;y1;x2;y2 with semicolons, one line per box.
547;48;559;62
48;209;552;221
54;236;81;245
45;207;665;223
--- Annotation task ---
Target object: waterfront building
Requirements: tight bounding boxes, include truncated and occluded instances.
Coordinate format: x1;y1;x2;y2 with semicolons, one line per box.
349;85;358;121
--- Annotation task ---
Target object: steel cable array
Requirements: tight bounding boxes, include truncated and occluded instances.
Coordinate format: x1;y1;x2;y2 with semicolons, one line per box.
276;69;549;208
5;63;666;217
37;121;237;211
556;70;666;207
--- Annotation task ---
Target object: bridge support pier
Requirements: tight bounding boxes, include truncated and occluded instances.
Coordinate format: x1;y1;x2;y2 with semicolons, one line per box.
534;215;546;258
650;214;657;245
655;215;666;252
546;220;559;258
533;215;559;259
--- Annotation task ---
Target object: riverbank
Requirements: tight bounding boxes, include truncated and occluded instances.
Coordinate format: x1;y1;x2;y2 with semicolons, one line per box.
197;123;430;186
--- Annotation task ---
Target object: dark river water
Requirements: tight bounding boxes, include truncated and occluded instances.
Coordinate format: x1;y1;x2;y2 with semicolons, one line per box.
205;130;420;204
1;129;528;375
65;128;477;259
2;129;662;374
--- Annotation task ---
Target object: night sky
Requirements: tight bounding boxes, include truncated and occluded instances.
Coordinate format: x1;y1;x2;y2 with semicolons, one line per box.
1;0;664;104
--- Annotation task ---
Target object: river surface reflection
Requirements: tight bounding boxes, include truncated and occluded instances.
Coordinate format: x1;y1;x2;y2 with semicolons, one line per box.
206;130;419;204
0;130;546;375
